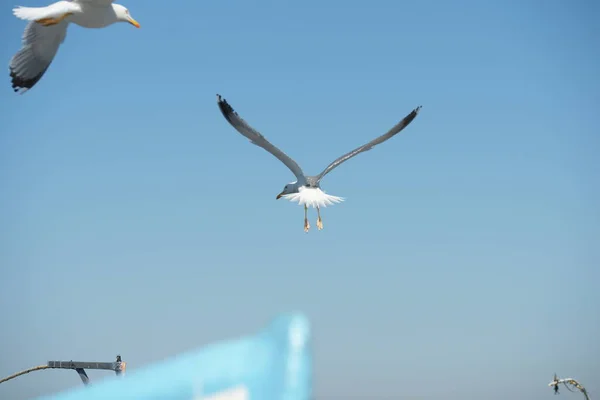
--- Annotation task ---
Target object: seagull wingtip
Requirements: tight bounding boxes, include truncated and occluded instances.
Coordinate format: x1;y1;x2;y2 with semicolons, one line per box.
217;94;229;105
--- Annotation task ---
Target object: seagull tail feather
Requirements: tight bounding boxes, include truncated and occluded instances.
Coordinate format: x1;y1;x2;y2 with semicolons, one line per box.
282;188;345;208
12;2;72;21
13;6;42;21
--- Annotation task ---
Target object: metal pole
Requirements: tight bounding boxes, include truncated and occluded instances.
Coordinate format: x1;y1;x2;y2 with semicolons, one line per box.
0;355;125;387
74;369;90;385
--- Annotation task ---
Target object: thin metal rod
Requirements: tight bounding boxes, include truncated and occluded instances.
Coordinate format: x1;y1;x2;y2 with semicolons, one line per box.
0;365;49;385
75;368;90;385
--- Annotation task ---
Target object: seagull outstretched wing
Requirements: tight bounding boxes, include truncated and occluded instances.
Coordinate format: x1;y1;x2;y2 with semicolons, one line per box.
217;94;307;183
314;105;422;183
9;20;70;93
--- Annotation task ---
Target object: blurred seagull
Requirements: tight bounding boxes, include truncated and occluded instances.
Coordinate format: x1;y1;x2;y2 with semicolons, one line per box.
9;0;140;93
216;94;422;232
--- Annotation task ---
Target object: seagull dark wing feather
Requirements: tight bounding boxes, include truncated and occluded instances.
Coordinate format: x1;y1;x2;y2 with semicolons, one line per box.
9;21;68;93
314;105;422;183
216;95;306;182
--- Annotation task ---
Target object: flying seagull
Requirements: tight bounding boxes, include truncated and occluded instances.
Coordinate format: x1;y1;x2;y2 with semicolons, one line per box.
216;94;422;232
9;0;140;94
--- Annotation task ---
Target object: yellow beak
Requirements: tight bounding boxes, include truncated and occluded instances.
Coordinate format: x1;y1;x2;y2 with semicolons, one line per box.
276;192;284;200
128;17;141;28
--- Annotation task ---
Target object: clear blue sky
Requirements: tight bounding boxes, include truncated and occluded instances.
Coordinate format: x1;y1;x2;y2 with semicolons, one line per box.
1;0;598;399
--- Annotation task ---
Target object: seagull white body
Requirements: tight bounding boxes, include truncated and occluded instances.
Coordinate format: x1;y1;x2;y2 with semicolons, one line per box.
216;94;422;232
279;184;344;209
9;0;140;93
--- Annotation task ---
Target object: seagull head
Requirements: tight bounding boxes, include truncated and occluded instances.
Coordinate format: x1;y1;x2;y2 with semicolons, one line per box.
113;4;140;28
276;182;300;199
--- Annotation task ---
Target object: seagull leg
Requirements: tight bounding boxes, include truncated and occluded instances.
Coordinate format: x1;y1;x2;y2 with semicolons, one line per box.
36;12;72;26
316;206;323;230
304;204;310;232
